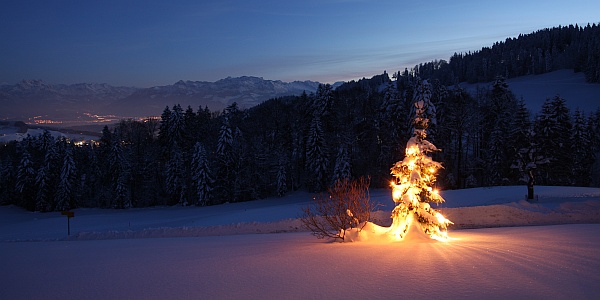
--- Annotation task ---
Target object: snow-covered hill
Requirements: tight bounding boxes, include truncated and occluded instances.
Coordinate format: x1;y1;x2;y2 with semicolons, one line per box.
0;186;599;298
461;69;600;113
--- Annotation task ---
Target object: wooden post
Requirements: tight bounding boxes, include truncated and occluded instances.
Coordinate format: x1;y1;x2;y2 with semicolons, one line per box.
61;211;74;236
527;170;535;201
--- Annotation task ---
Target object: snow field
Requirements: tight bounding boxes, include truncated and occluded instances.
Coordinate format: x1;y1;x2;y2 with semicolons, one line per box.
1;225;599;299
1;186;600;299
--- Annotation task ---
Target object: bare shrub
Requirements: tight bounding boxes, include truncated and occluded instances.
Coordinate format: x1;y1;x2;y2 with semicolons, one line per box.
300;177;374;241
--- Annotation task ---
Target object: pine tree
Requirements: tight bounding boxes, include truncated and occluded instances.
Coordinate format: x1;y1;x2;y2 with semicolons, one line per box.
389;79;452;241
158;106;171;149
109;134;131;208
312;84;333;118
377;80;409;180
276;161;287;197
16;147;36;211
35;143;58;212
534;95;573;185
306;115;328;191
509;98;547;199
571;109;594;186
55;141;76;211
332;144;351;185
439;86;477;189
168;104;186;149
482;78;518;185
217;116;233;158
166;141;187;206
191;142;212;206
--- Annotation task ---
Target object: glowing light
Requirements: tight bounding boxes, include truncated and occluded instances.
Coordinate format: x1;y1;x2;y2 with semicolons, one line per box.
386;80;451;242
435;212;448;224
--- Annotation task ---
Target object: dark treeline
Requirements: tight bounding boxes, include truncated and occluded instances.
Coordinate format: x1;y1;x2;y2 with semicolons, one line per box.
411;23;600;84
1;73;600;212
2;23;600;212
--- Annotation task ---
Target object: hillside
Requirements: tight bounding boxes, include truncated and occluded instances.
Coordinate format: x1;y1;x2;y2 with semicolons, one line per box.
460;69;600;113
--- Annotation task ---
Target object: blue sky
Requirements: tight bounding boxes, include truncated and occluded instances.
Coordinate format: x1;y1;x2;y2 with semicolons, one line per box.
1;0;598;87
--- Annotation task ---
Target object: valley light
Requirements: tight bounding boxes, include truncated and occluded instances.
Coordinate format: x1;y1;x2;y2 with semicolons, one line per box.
387;80;452;241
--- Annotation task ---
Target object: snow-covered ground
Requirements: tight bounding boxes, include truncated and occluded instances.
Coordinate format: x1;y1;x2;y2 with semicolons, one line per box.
1;186;600;299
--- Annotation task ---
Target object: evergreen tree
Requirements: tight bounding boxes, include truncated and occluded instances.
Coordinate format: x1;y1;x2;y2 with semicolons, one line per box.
389;79;451;240
35;142;58;212
168;104;186;150
377;80;409;181
217;116;233;158
312;84;333;118
191;142;212;206
438;86;477;189
276;160;287;197
306;115;328;191
166;141;187;206
534;95;573;185
571;109;594;186
481;78;518;185
109;134;131;208
15;147;36;211
55;141;77;211
158;106;172;151
332;144;351;185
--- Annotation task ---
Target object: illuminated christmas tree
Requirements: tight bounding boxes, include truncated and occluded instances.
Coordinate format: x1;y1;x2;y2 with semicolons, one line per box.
389;79;452;241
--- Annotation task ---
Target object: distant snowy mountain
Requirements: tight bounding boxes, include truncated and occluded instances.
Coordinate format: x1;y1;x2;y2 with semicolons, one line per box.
0;80;137;120
0;77;321;121
3;71;596;123
110;76;320;116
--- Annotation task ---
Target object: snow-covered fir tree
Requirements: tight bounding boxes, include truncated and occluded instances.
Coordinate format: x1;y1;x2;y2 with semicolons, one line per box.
217;115;233;158
166;141;187;206
332;144;351;185
168;104;186;149
276;161;287;197
571;109;594;186
484;78;518;185
35;143;58;212
158;106;172;150
55;141;77;211
389;79;452;241
534;95;572;185
377;79;408;177
312;84;333;118
16;147;36;210
191;142;212;206
306;115;328;191
109;134;131;208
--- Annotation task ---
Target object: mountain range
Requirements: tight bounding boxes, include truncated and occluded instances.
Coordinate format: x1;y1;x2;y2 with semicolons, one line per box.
0;77;323;122
2;70;599;127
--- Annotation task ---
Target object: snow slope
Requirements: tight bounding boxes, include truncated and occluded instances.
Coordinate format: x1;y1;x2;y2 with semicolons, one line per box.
1;186;600;299
461;69;600;113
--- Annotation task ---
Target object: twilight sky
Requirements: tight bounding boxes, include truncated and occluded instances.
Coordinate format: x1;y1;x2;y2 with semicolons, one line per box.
1;0;598;87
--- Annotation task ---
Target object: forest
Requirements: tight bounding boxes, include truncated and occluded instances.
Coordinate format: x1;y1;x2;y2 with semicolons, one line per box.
1;24;600;211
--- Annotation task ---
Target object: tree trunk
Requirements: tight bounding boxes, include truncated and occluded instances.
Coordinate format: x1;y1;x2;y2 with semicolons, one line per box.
527;170;535;200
